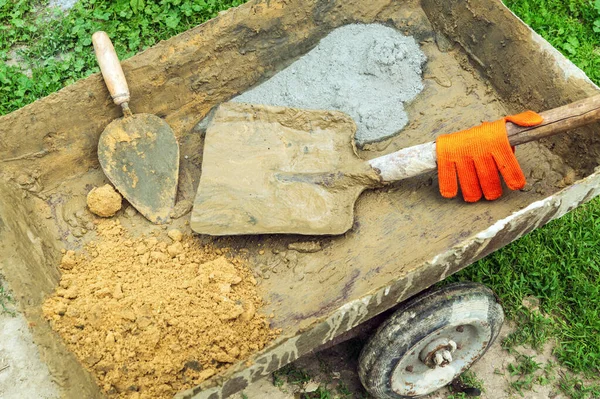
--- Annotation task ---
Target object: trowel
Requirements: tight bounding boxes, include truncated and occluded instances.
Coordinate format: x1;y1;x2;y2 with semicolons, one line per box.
191;97;600;236
93;31;179;224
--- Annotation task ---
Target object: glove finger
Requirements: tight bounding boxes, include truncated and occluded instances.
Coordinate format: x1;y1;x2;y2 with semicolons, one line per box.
474;155;502;201
438;158;459;199
455;160;482;202
505;111;543;127
493;150;526;190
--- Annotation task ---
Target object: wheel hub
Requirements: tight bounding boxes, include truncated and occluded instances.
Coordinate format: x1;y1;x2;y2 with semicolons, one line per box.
388;322;490;396
419;338;457;368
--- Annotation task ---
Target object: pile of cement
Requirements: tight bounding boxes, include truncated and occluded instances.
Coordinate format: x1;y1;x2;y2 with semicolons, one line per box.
234;24;427;146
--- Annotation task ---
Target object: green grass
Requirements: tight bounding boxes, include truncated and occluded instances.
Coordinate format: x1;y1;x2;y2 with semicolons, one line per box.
559;373;600;399
271;357;370;398
448;370;485;399
271;363;333;398
335;381;352;399
272;364;312;388
0;276;16;316
302;386;333;399
460;370;484;390
500;355;567;397
504;0;600;83
507;355;542;394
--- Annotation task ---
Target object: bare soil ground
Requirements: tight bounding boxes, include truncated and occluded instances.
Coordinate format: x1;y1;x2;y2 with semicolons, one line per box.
0;311;59;399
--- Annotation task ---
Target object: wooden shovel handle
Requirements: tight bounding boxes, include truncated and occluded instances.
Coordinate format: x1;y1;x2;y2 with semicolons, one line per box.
369;95;600;183
507;95;600;145
92;31;130;107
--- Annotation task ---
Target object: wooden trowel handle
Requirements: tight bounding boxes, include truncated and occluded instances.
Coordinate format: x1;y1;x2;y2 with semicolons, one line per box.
92;31;131;107
369;95;600;183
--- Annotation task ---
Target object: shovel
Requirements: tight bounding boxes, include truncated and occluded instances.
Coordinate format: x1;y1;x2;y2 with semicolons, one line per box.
191;97;600;236
92;31;179;224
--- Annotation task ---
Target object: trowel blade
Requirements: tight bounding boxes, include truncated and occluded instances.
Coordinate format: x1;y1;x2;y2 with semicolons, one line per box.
98;113;179;224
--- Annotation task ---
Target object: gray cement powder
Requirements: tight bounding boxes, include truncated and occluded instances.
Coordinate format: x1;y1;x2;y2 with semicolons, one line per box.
233;24;427;145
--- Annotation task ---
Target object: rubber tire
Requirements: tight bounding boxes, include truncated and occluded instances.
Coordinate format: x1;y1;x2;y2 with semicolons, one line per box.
358;282;504;399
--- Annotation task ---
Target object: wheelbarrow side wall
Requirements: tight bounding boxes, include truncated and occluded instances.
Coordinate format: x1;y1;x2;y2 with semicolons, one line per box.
422;0;600;176
0;183;104;398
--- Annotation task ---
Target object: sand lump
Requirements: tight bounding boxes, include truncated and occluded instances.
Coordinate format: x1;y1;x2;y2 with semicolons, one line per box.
87;184;123;217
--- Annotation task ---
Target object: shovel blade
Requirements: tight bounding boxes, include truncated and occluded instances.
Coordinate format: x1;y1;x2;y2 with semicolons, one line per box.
98;113;179;224
191;103;379;236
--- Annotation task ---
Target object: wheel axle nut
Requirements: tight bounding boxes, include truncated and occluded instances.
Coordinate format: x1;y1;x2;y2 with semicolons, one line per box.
449;341;457;352
420;339;458;368
442;350;452;362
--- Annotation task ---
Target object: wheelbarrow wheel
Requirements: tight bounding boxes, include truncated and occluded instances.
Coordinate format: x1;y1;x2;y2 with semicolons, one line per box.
358;282;504;398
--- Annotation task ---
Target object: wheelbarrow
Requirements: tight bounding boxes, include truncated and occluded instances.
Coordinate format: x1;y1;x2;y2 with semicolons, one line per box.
1;0;599;398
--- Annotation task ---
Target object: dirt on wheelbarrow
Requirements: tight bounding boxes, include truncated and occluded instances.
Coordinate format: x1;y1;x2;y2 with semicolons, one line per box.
43;219;280;399
2;0;600;398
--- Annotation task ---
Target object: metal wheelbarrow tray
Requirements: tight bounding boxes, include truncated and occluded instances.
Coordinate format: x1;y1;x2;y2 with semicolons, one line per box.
1;0;599;398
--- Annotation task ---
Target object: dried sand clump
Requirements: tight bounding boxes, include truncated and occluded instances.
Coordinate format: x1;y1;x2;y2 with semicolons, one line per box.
87;184;122;217
43;220;279;399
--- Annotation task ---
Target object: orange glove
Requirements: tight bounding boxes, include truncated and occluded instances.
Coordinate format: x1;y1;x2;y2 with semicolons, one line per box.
436;111;543;202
